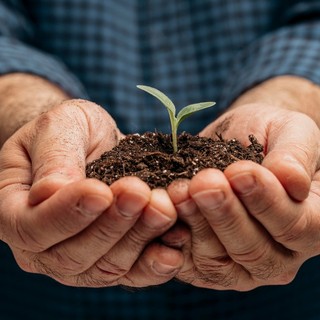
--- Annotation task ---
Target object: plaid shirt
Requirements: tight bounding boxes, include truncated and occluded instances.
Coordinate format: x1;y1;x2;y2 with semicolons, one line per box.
1;0;320;319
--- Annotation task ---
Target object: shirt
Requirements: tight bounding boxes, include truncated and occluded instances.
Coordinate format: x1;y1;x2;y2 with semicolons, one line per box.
1;1;320;319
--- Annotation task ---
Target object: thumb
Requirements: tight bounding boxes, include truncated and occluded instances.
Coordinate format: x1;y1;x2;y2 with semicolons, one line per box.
25;99;118;204
263;115;320;201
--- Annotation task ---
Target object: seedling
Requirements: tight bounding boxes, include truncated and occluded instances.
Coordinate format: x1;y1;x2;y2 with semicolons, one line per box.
137;85;216;153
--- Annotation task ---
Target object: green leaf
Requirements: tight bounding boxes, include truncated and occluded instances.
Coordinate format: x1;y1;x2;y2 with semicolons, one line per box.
137;85;176;116
137;85;216;154
176;101;216;127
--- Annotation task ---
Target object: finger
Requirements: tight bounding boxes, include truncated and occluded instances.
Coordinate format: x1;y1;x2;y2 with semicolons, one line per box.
25;100;120;204
93;188;177;281
167;179;227;258
225;160;320;254
2;178;113;252
168;178;249;289
58;243;183;288
97;243;183;288
189;168;292;285
0;138;32;189
159;214;195;284
161;221;191;249
263;113;320;201
122;243;184;287
28;173;76;205
31;177;151;277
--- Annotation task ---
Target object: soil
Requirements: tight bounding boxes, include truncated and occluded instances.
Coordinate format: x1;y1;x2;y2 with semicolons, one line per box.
86;132;264;189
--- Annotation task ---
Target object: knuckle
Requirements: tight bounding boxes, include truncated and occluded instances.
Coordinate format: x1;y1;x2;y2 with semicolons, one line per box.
248;259;283;281
252;262;297;286
249;198;274;218
195;254;233;269
51;211;82;238
29;255;65;280
193;255;238;288
273;215;307;246
75;270;118;288
230;242;298;285
46;247;85;275
190;219;214;242
95;256;128;278
231;240;272;267
231;240;284;280
14;250;78;285
34;111;52;135
210;212;242;235
178;265;237;289
126;228;150;249
89;222;124;247
231;243;286;281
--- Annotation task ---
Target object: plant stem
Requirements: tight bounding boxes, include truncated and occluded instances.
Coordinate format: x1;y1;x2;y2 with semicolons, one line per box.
172;129;178;153
169;117;178;153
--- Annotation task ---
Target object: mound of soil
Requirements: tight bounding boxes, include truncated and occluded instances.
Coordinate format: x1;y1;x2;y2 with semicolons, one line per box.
86;132;264;189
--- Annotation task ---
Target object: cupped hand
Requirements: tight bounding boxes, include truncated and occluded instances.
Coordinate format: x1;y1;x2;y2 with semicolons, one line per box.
164;104;320;290
201;103;320;201
0;99;183;287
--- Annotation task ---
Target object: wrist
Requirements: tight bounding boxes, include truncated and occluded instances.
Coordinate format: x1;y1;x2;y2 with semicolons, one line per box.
228;75;320;127
0;73;70;146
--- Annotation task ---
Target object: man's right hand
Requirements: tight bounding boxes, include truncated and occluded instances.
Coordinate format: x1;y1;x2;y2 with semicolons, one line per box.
0;99;183;287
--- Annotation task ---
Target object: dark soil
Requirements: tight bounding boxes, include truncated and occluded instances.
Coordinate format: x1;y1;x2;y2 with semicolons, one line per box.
86;132;264;189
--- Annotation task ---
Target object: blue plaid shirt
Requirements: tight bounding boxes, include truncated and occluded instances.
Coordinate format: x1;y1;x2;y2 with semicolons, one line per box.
1;1;320;319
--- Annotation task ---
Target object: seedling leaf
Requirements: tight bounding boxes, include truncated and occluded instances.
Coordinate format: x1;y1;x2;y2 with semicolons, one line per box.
176;102;216;127
136;85;176;115
137;85;216;153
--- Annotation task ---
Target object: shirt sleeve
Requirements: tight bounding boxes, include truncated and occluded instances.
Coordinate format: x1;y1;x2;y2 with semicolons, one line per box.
220;2;320;108
0;2;88;98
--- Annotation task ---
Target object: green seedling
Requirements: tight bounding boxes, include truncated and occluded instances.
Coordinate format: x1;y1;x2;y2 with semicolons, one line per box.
137;85;216;153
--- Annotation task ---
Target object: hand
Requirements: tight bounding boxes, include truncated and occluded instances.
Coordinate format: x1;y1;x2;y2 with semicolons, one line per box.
0;99;183;287
201;103;319;201
164;104;320;290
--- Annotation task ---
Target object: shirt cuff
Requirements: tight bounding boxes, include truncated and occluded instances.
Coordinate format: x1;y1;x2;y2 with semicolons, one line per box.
0;37;88;99
220;22;320;109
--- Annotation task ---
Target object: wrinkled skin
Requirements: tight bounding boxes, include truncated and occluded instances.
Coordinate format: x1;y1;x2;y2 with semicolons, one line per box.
1;97;320;291
163;104;320;291
0;99;185;287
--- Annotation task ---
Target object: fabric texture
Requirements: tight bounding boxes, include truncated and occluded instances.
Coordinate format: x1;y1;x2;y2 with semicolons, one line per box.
1;0;320;134
1;0;320;319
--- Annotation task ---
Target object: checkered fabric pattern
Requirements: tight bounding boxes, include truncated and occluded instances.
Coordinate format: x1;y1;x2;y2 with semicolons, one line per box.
1;0;320;319
2;0;320;134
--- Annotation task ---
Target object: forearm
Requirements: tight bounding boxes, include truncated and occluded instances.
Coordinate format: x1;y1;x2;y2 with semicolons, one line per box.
228;75;320;127
0;73;70;147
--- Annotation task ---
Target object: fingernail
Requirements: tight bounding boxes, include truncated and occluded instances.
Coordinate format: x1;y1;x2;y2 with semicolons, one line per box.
152;261;178;275
192;189;225;210
229;173;256;195
116;193;147;217
143;206;172;228
81;195;110;216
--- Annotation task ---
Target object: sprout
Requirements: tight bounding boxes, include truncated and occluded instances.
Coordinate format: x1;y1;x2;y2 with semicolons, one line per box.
137;85;216;153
